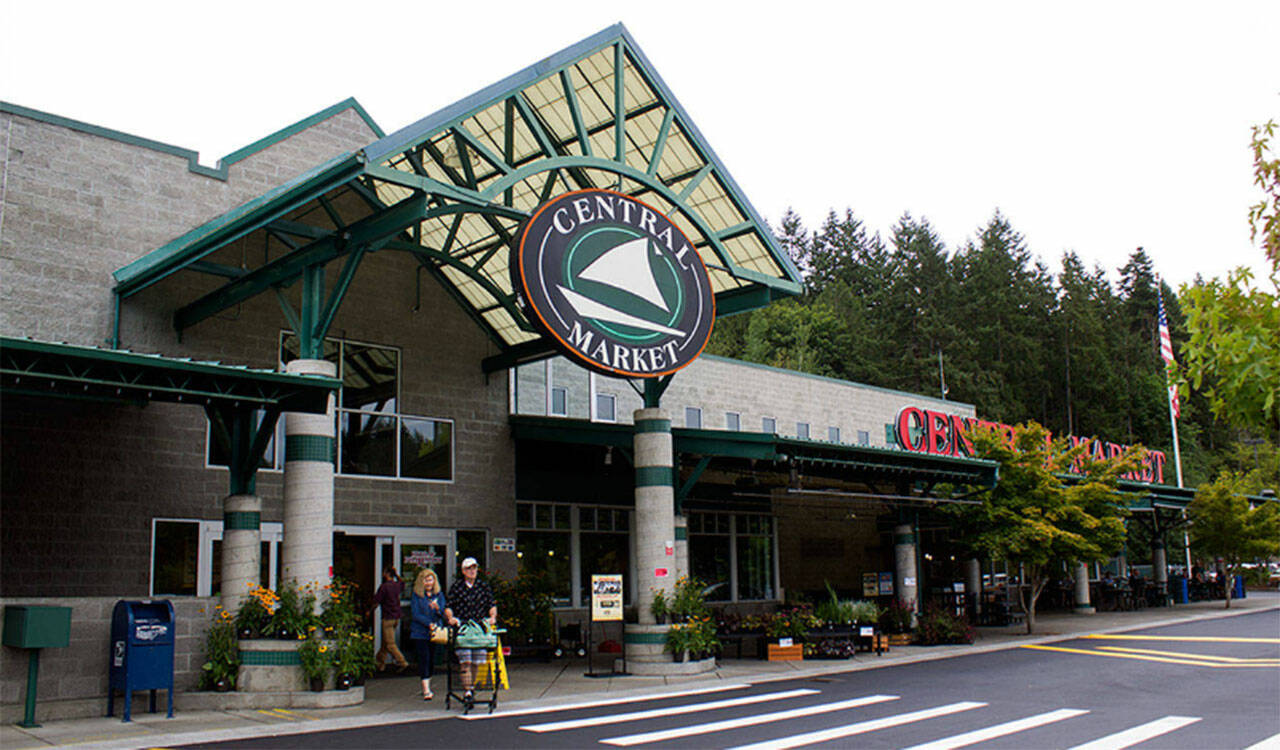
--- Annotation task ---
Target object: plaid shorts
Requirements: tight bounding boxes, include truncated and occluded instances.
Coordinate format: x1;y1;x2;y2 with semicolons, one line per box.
455;647;489;665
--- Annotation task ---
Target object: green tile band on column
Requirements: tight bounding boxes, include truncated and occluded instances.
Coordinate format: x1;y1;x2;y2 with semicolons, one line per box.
674;526;687;541
894;532;916;545
240;649;300;665
635;466;674;487
285;434;335;463
634;418;671;433
224;511;261;530
623;631;668;644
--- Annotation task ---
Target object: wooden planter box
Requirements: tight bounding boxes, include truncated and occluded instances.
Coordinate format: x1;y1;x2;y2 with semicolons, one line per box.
886;633;915;647
766;643;804;661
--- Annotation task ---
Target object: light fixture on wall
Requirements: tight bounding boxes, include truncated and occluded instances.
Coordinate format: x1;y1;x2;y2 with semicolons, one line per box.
604;446;613;466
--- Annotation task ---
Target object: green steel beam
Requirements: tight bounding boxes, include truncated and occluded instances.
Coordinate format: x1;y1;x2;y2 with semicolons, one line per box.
174;194;428;333
266;219;331;240
273;287;303;334
317;195;345;229
677;164;713;203
481;339;560;374
453;131;478;189
312;243;369;342
677;455;713;508
362;164;529;221
383;240;523;325
560;69;592;157
504;99;515;207
614;42;626;163
453;125;513;176
647;108;675;176
189;261;247;279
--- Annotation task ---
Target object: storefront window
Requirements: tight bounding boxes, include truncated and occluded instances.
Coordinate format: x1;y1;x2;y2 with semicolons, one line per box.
340;412;396;476
400;417;452;480
152;520;198;596
737;514;775;600
457;529;487;581
517;532;571;606
270;334;454;482
579;532;629;605
689;512;776;602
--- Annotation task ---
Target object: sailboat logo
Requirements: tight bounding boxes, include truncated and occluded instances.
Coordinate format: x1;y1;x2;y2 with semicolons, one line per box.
558;236;685;338
512;188;715;379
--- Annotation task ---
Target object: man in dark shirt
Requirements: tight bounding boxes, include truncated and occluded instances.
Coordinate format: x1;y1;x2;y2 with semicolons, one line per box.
371;566;409;672
444;557;497;700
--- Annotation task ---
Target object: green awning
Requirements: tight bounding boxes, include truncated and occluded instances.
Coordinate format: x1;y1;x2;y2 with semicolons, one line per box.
0;336;338;412
510;415;1000;488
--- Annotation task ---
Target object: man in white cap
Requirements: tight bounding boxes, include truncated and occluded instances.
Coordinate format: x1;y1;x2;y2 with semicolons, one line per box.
444;556;497;704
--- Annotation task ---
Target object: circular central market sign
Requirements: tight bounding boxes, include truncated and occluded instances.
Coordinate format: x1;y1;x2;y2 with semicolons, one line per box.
512;189;715;378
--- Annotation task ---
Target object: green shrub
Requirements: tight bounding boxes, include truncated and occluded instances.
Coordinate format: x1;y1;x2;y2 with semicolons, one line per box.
915;604;975;645
200;609;240;690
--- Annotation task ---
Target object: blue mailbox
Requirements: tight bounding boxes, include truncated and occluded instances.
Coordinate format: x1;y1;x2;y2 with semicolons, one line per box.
107;600;175;722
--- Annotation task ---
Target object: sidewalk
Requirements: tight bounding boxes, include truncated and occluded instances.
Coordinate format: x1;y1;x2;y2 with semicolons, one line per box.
4;592;1276;749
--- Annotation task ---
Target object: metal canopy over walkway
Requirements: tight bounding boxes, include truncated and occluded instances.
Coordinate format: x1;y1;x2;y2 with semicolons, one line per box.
111;24;804;370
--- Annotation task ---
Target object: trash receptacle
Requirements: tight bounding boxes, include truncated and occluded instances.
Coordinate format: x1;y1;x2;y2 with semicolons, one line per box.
1233;575;1246;599
1171;575;1188;604
3;605;72;728
107;600;175;722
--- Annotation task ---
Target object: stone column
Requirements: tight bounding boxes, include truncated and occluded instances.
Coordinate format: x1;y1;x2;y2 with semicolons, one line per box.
1152;539;1169;598
893;523;918;617
632;408;675;623
221;494;262;612
673;514;689;583
1074;561;1095;614
964;558;982;620
282;358;337;597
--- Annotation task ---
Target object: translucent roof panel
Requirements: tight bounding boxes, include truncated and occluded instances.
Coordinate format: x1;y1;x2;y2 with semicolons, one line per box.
119;26;800;361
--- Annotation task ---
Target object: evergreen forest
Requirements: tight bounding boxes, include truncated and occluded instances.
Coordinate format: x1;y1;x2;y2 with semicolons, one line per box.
707;208;1275;488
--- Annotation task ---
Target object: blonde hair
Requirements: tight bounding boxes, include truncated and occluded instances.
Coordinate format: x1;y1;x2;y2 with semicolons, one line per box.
414;568;440;597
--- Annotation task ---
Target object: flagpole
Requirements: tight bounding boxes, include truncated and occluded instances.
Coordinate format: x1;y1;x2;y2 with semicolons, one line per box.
1156;276;1190;581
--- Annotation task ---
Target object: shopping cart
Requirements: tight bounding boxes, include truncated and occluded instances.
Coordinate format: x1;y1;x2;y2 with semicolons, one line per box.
445;621;505;714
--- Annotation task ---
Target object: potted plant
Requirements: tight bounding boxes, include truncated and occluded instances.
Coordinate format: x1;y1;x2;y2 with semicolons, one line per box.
200;608;240;692
764;607;810;661
298;636;332;692
235;583;275;639
649;588;668;624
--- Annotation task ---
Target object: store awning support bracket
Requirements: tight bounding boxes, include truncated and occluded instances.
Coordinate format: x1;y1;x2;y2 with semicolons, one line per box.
206;403;281;496
676;455;712;514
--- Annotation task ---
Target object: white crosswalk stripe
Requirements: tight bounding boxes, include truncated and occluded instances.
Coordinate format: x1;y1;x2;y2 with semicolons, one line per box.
1068;715;1202;750
728;701;989;750
597;694;901;746
900;708;1089;750
519;688;820;733
458;682;751;720
1243;731;1280;750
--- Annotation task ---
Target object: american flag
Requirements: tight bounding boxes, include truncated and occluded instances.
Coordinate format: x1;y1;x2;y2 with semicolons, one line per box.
1157;285;1180;419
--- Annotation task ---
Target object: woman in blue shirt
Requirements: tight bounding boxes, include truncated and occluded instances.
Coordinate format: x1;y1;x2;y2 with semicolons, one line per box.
409;568;447;700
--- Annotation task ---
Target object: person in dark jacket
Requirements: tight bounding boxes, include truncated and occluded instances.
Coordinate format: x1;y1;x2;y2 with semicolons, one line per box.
410;568;447;700
444;557;497;703
371;566;409;672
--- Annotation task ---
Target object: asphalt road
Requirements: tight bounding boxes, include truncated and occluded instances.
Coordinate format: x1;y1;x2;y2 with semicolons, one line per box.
185;610;1280;749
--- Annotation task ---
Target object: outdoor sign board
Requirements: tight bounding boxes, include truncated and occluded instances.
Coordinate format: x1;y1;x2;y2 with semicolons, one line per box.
890;406;1168;483
590;574;624;622
512;189;715;378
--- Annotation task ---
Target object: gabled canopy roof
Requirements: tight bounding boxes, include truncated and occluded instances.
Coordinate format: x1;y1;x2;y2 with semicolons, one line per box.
113;24;803;370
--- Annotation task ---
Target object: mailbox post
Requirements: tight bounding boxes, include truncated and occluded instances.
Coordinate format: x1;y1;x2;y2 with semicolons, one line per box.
2;605;72;728
107;600;175;722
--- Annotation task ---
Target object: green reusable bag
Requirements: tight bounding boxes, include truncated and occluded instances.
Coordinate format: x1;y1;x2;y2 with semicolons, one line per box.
455;620;499;649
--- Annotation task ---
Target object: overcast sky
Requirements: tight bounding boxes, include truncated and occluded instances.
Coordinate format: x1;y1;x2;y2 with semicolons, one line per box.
3;1;1276;289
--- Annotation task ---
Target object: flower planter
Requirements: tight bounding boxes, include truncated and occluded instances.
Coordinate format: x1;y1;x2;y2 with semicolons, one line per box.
335;673;352;691
766;643;803;662
886;633;915;646
308;677;325;693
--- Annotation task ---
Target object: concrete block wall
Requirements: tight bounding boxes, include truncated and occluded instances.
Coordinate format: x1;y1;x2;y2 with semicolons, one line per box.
0;596;214;723
516;354;975;444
